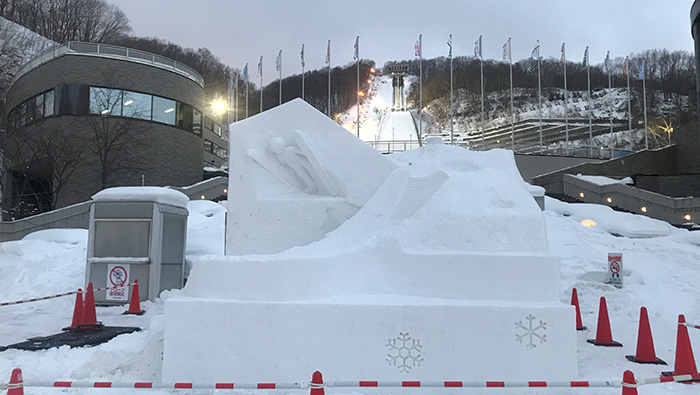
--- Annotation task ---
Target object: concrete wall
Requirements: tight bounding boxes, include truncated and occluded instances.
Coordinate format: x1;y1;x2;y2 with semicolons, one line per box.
514;154;604;183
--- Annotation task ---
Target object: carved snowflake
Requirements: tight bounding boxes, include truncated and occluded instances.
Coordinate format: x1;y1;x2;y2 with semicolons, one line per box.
385;332;423;373
515;314;547;349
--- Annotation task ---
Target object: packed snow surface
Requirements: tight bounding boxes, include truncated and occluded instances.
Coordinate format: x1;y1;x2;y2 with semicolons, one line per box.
1;156;700;393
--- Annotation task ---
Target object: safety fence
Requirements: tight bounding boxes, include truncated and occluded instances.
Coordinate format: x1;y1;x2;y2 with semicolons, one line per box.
2;369;699;393
0;283;136;307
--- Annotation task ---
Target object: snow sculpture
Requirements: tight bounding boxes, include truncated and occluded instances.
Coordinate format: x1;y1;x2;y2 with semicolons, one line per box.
163;99;576;383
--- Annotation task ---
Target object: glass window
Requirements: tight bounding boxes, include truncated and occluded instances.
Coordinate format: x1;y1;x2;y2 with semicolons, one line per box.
44;90;54;116
90;87;122;116
214;144;228;160
34;94;44;121
176;102;193;131
122;91;152;120
192;109;202;136
152;96;176;125
203;139;213;153
19;102;27;127
213;123;222;137
25;99;35;124
8;109;17;130
203;116;213;131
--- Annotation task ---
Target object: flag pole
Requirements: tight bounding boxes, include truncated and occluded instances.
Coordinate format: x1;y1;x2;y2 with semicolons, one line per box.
419;34;423;146
586;47;592;157
537;40;542;153
327;40;331;117
479;35;484;149
278;50;282;106
509;37;514;150
259;56;263;113
562;43;569;155
607;51;613;159
301;44;305;100
626;56;632;144
356;36;360;138
642;61;648;149
227;72;232;127
245;63;249;118
234;70;238;122
449;34;453;145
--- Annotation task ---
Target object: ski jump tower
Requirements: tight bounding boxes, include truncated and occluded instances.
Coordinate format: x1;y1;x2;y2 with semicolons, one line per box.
386;65;408;111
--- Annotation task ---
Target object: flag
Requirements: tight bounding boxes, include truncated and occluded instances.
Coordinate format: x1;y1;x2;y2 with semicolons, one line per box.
474;35;482;58
583;46;589;66
243;63;248;81
353;36;359;60
447;34;452;57
275;50;281;72
503;37;511;61
638;60;645;80
531;41;540;59
325;40;330;64
622;56;628;76
560;42;565;64
604;51;610;72
415;34;422;57
257;56;262;76
301;44;305;68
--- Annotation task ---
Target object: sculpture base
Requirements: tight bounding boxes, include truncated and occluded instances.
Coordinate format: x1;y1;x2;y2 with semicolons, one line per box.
162;297;576;382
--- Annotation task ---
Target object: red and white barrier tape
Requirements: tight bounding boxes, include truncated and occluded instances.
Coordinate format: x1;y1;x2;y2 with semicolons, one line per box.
0;282;136;307
3;373;697;391
681;321;700;330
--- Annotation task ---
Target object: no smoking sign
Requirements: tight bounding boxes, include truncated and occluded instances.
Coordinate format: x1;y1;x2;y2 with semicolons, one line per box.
107;264;130;301
607;253;623;288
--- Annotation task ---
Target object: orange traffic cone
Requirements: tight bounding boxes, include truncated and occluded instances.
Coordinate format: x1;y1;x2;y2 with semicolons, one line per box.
621;370;637;395
587;296;622;347
62;288;83;331
626;307;666;364
8;368;23;395
571;288;586;331
123;279;145;315
310;371;324;395
662;314;699;382
76;283;104;332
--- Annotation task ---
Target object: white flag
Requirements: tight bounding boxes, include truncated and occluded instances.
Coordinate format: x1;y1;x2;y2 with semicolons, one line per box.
301;44;305;68
353;36;359;60
531;41;540;59
325;40;330;64
447;34;452;58
474;35;482;58
415;34;422;57
502;38;511;61
276;50;281;72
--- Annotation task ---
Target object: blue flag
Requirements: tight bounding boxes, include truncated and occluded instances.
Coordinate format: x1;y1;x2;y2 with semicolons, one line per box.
638;61;645;80
243;63;248;81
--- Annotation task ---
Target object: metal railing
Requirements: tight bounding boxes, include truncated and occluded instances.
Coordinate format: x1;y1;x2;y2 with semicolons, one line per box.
13;41;204;88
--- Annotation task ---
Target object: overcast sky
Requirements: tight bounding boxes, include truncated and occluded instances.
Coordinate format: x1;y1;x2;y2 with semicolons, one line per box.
111;0;695;79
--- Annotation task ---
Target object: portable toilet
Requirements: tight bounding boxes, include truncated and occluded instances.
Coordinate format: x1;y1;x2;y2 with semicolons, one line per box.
86;187;189;304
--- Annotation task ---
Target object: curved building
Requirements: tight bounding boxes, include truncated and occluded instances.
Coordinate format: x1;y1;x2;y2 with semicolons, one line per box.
2;42;228;219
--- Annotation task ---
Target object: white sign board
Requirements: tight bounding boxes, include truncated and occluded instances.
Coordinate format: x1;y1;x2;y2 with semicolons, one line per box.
106;264;130;301
607;253;623;288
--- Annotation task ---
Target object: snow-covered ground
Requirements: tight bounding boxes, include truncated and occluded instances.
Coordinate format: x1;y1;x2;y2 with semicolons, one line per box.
1;173;699;393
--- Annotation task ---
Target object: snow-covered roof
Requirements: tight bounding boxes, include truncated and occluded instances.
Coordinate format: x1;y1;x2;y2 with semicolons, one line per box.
92;186;189;208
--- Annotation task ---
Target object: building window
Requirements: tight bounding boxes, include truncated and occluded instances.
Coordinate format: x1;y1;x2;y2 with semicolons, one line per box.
213;123;222;137
33;94;44;121
25;98;35;124
176;102;193;131
19;102;26;127
203;116;213;131
213;144;228;160
152;96;176;125
192;109;202;136
44;90;54;116
122;91;152;120
90;87;123;116
203;139;213;153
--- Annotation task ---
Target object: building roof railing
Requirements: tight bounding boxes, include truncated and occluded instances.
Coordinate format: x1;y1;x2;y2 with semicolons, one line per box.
13;41;205;88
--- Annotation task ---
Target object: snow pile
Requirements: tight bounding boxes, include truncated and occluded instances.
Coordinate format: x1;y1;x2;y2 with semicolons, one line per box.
546;197;681;238
576;174;634;185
